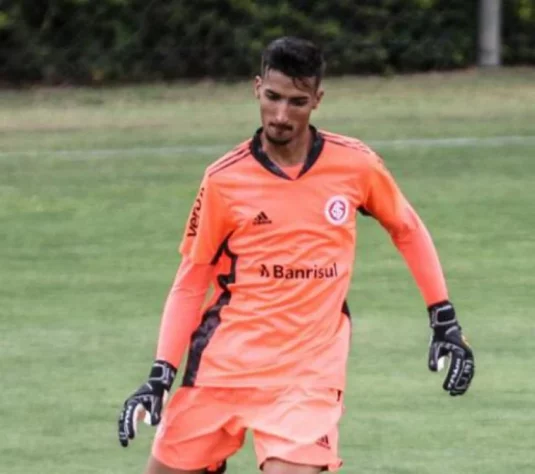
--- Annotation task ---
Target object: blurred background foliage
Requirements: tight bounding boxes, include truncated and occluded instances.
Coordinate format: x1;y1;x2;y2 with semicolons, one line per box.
0;0;533;84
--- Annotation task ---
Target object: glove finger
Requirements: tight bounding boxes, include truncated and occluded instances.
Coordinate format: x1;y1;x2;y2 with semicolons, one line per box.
449;358;475;396
119;399;142;446
428;342;448;372
132;403;146;436
458;357;475;391
151;389;170;425
428;342;438;371
118;406;130;447
443;349;465;393
150;396;163;425
121;400;145;445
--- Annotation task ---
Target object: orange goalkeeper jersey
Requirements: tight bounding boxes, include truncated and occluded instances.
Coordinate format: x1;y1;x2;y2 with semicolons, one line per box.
178;126;439;390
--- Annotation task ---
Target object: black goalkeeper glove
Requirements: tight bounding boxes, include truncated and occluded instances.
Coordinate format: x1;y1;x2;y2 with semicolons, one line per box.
118;360;177;447
428;301;475;396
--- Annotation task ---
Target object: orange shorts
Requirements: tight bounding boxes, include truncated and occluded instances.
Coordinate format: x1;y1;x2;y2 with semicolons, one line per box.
152;386;344;472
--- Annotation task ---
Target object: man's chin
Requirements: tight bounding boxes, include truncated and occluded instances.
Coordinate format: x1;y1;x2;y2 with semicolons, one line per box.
265;133;292;146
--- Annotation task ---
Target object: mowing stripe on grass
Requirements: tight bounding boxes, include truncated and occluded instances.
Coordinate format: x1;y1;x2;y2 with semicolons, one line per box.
1;135;535;159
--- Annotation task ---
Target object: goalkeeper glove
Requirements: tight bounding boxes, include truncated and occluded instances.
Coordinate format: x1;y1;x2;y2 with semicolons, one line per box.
428;301;475;396
118;360;177;447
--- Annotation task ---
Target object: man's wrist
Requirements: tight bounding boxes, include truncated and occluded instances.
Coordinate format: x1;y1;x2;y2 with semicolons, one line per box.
428;300;458;335
148;360;177;390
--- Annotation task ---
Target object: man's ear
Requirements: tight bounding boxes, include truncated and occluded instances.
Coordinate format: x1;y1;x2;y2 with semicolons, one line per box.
312;87;324;110
254;76;262;99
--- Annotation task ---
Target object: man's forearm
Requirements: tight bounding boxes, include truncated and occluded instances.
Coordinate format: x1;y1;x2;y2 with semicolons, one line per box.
389;207;448;306
155;257;212;368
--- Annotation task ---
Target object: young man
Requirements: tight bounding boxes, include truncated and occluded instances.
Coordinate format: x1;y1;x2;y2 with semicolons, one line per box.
118;37;475;474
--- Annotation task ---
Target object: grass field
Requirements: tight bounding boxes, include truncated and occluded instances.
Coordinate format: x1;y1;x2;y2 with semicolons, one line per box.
1;69;535;474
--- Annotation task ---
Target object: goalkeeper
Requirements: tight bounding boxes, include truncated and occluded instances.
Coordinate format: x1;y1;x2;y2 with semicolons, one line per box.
117;36;475;474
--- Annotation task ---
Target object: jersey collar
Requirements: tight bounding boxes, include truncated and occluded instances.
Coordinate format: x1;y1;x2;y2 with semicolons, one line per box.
250;125;325;180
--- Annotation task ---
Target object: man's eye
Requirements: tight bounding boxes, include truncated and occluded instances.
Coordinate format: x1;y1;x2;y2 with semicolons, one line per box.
290;100;308;107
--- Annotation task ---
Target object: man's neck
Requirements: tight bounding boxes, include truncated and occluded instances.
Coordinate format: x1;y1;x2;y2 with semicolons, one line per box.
261;127;312;167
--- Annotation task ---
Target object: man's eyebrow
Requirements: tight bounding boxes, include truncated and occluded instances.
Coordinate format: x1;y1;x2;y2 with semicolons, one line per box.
265;88;309;100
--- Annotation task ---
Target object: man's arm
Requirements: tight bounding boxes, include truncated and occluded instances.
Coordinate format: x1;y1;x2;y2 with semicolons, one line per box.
119;172;232;446
381;204;448;306
155;257;212;368
360;154;475;396
360;156;447;305
118;258;211;447
158;169;232;367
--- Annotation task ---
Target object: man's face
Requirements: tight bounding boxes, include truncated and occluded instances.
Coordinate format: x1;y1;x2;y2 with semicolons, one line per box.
254;69;323;146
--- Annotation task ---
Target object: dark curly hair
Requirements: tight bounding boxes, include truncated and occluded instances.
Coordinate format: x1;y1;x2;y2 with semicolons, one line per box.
260;36;326;87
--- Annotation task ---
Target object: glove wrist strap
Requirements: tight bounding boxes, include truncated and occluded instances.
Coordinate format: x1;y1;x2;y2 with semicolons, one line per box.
428;300;457;329
148;360;177;391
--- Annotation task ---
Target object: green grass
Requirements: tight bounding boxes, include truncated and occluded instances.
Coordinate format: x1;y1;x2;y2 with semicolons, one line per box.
1;69;534;473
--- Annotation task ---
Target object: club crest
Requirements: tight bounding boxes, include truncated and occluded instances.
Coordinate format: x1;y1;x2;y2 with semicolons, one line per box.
325;196;349;225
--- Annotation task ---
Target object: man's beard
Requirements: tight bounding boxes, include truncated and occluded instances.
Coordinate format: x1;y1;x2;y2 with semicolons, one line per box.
265;124;294;146
265;133;292;146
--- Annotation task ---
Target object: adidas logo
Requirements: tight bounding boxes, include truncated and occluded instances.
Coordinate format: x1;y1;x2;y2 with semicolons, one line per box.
316;435;330;449
253;211;272;225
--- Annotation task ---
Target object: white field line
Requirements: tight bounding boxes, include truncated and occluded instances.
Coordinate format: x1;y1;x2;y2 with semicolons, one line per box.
1;135;535;159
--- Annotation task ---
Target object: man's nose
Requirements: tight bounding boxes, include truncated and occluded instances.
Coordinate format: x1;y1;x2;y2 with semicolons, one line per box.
274;102;289;123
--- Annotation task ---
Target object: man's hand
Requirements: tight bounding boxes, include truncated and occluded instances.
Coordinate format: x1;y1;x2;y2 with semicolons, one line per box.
428;301;475;396
118;360;177;447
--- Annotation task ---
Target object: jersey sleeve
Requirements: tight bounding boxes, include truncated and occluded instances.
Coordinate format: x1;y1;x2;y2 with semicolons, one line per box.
360;154;415;236
155;257;212;368
179;172;232;265
361;154;449;306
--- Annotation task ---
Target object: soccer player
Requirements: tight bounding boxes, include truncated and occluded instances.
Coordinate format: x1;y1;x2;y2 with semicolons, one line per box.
118;36;475;474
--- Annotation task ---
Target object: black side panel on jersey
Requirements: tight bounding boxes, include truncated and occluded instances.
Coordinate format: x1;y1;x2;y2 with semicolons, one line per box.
358;206;373;217
181;236;237;386
342;300;351;321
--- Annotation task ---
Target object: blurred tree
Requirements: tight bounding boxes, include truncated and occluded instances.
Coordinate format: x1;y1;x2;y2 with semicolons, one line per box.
0;0;532;84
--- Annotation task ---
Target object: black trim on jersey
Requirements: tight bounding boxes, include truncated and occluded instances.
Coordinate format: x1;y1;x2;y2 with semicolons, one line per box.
182;236;238;387
210;231;234;265
298;127;325;177
358;206;373;217
249;125;325;180
208;147;250;177
342;300;351;320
